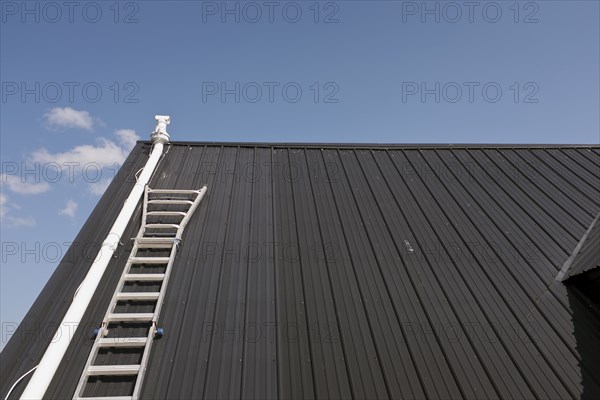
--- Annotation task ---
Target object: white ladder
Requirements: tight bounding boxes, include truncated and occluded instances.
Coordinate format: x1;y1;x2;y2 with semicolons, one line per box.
73;186;207;400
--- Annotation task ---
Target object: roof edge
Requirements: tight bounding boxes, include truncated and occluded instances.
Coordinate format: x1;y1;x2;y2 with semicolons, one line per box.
136;140;600;150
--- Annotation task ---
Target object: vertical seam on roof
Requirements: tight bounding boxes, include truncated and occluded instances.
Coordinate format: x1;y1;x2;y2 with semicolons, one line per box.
443;150;581;329
379;149;503;398
352;149;436;396
561;149;600;180
174;144;222;397
545;149;600;190
570;148;600;172
286;148;319;400
238;146;255;399
409;149;549;397
509;149;597;219
472;147;600;340
420;149;570;398
158;144;209;398
347;148;460;398
335;148;397;399
266;147;277;399
273;149;292;398
201;146;240;399
318;148;382;397
228;145;254;398
323;149;393;399
302;149;354;399
270;146;281;399
398;150;510;396
468;149;572;273
498;150;589;230
529;150;599;206
424;150;578;398
469;150;574;254
447;150;570;305
462;149;566;277
486;149;581;246
276;148;310;398
375;149;487;397
362;149;464;398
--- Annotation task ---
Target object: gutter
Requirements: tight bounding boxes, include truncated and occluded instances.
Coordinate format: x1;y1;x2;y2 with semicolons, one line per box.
19;116;171;400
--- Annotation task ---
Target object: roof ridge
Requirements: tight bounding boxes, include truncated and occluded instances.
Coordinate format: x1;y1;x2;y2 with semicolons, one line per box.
137;141;600;150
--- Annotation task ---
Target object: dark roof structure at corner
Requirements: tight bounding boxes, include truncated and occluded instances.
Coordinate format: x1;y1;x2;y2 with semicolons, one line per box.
2;143;600;399
558;212;600;281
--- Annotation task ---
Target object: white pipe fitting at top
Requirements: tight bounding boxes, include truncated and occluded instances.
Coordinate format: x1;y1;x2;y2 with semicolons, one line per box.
19;116;171;400
152;115;171;144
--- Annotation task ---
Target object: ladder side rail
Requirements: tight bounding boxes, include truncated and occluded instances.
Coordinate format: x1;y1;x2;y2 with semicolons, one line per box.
174;185;208;241
140;185;150;237
95;240;144;335
130;243;178;400
146;245;177;331
72;242;141;399
131;317;158;400
74;257;141;396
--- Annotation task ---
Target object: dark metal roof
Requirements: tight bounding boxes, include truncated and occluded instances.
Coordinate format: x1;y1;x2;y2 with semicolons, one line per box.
2;143;600;399
558;213;600;281
142;140;600;149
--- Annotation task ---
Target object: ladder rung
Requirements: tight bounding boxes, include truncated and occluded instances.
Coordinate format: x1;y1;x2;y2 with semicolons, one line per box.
147;211;187;216
148;200;193;205
116;292;160;301
129;256;170;264
107;313;154;322
136;243;174;249
87;365;140;376
123;273;165;281
148;189;201;194
134;237;177;248
135;237;177;244
144;224;180;229
97;337;148;347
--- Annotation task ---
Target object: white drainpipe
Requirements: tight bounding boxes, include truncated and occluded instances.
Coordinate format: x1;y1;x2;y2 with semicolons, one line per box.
19;116;171;400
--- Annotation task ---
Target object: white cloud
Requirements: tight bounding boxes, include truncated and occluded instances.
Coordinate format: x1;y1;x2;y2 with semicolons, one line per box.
0;193;36;227
6;216;36;227
44;107;94;131
31;137;129;168
29;130;137;196
59;199;78;218
89;178;112;196
1;174;50;194
115;129;140;151
0;192;7;218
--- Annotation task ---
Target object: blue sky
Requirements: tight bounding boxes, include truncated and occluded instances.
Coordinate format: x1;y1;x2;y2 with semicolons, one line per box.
0;0;599;349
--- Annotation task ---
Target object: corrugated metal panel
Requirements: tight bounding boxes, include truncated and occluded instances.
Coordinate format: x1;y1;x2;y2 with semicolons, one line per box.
561;213;600;280
2;144;600;400
570;221;600;276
